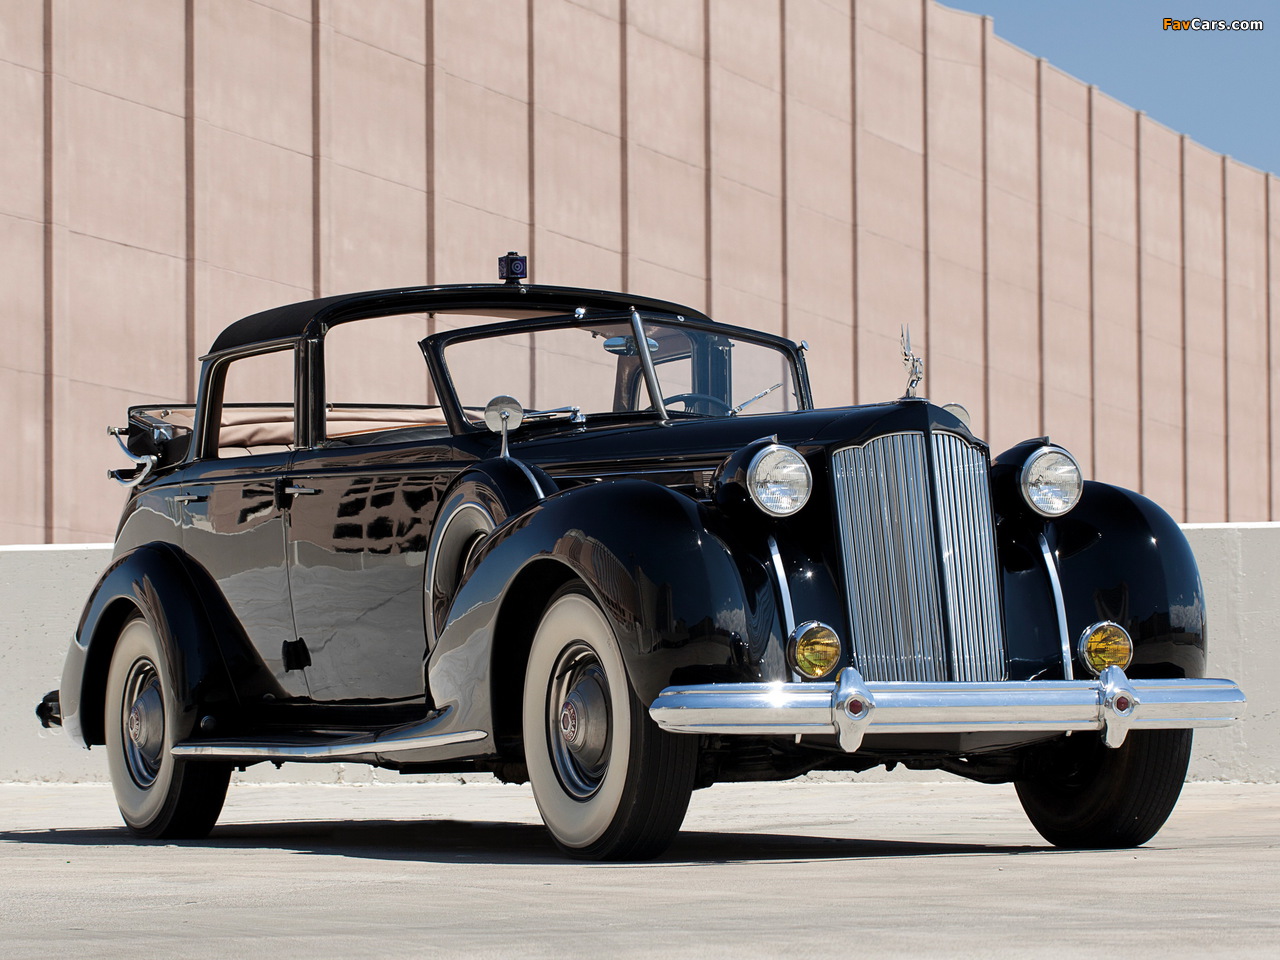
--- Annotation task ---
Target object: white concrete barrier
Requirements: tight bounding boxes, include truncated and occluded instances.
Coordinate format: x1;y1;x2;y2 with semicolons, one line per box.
3;527;1275;784
3;544;112;784
1183;524;1277;782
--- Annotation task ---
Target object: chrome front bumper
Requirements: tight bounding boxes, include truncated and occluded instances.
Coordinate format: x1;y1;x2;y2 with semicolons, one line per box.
649;666;1246;752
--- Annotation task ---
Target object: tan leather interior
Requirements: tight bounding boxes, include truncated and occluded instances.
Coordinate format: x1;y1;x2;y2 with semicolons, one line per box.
216;406;446;451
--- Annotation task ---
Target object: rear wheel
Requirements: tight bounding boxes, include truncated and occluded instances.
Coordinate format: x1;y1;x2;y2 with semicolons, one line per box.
104;614;230;839
522;584;696;860
1015;729;1192;848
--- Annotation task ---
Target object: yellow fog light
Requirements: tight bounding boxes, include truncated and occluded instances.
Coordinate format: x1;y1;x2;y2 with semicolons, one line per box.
1077;621;1133;676
788;621;842;679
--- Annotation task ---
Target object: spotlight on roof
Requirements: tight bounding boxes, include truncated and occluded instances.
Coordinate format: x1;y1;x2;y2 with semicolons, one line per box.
498;251;527;285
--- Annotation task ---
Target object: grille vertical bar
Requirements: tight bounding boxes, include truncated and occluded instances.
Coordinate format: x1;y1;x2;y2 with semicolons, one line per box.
930;432;1007;681
831;431;1006;682
832;434;947;681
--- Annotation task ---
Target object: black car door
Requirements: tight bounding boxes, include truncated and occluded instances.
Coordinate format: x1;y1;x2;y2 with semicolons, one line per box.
282;439;461;704
177;347;306;701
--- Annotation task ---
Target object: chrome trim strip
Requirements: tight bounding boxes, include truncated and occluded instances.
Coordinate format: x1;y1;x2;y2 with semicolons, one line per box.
649;666;1245;753
552;465;720;484
171;725;487;762
631;308;667;423
510;457;550;500
767;535;796;639
1038;533;1074;680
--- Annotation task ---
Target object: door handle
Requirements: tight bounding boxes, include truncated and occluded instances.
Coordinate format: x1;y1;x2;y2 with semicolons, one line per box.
283;485;319;496
172;494;207;505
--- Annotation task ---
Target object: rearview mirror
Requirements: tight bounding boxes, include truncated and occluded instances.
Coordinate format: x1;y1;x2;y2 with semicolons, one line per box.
483;395;524;433
603;335;659;357
484;395;524;458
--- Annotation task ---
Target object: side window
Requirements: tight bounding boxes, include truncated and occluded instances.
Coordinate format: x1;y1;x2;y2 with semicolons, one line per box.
212;348;296;458
323;315;444;443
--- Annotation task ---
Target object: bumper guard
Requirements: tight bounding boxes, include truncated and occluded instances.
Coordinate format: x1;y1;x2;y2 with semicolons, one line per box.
649;666;1245;752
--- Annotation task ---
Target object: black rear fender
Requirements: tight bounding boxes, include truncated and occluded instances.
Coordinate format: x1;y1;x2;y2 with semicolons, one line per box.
63;543;239;746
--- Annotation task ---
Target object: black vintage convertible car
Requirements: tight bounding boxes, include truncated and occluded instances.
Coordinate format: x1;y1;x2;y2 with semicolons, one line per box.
39;255;1244;859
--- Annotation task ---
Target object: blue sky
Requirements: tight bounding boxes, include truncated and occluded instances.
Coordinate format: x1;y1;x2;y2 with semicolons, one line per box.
948;1;1279;175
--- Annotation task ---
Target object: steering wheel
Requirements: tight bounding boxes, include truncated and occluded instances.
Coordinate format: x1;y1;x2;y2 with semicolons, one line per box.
661;393;732;415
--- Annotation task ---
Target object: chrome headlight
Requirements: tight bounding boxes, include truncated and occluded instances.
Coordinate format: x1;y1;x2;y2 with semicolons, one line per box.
747;444;812;517
1020;445;1082;517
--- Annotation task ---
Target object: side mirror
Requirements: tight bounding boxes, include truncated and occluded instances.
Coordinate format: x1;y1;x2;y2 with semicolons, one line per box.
484;395;524;458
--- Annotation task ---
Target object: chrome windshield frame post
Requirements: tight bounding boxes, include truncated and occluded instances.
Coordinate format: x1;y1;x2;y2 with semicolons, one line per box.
631;308;668;423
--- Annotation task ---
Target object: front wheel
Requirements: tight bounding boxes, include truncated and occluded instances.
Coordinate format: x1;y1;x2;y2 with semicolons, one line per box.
1015;729;1192;848
522;584;696;860
104;614;231;839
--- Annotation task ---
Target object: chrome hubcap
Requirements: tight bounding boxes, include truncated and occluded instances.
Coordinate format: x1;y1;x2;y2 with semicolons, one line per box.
548;641;611;799
121;659;164;788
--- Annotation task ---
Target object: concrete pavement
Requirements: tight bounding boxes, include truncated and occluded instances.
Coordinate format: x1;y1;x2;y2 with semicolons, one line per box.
2;778;1276;959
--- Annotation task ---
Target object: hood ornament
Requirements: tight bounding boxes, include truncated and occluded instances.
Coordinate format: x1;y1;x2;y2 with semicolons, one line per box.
901;325;924;399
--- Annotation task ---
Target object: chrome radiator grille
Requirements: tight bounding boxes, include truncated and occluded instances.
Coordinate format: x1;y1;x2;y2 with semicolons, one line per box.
830;431;1006;682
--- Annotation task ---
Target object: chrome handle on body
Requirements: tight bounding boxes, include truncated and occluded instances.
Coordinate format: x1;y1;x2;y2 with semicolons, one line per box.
284;485;320;496
107;426;156;488
171;494;207;505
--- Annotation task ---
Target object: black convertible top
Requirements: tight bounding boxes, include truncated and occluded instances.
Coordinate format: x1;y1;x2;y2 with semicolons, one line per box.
206;283;712;356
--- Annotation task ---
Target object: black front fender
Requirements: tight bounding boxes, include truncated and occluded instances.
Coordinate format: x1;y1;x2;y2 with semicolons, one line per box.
1053;482;1206;679
430;479;766;738
61;543;240;747
999;480;1207;681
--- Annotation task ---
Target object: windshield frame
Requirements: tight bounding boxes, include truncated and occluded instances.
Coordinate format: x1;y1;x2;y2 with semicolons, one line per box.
421;310;813;436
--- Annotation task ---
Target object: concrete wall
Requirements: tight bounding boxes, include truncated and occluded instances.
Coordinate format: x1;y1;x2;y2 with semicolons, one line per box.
2;0;1279;545
3;525;1275;784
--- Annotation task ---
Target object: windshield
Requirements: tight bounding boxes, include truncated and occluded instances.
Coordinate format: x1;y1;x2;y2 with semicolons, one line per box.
442;316;801;425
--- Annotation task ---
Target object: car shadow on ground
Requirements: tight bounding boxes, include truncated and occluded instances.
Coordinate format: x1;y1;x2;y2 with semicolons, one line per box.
0;818;1043;865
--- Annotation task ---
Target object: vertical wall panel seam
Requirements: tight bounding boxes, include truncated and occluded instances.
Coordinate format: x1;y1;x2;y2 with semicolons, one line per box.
311;0;321;298
1179;135;1189;521
425;0;435;288
1087;86;1096;478
184;0;195;403
527;0;537;404
424;0;436;405
1268;175;1274;521
42;0;53;541
1135;113;1144;494
619;0;629;292
779;0;788;342
850;1;859;403
1221;156;1230;520
1035;58;1044;436
920;0;930;394
979;16;989;438
703;0;712;314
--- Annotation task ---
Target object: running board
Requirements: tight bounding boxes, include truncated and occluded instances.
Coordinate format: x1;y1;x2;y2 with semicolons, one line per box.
170;709;487;763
